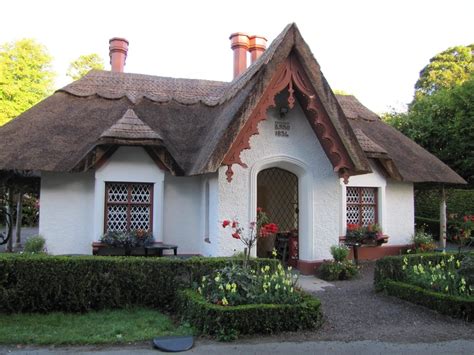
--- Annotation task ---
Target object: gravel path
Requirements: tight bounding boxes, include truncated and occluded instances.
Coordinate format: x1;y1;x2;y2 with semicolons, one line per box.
302;262;474;342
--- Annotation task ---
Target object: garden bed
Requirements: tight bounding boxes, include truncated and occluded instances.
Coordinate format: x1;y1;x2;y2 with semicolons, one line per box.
374;252;473;321
177;289;322;339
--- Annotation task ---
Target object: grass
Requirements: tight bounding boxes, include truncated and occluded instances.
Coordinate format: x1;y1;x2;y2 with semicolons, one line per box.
0;307;193;345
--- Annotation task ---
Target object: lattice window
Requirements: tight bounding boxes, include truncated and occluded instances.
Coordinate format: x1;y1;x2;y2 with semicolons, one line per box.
346;187;377;226
105;182;153;233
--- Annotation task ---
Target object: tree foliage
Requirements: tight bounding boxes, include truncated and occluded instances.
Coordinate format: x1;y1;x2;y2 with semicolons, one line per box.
66;53;104;81
384;75;474;185
384;43;474;186
415;44;473;97
0;39;55;126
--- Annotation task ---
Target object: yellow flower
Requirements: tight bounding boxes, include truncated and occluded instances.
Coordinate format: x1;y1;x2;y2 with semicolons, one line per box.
225;283;231;291
214;276;220;282
222;297;229;306
219;285;224;290
197;287;202;294
272;248;278;257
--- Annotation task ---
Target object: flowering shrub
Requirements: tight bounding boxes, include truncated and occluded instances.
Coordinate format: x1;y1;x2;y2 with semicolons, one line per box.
196;263;300;306
401;254;473;297
222;208;278;268
100;230;154;248
412;229;436;252
318;244;358;281
345;223;384;244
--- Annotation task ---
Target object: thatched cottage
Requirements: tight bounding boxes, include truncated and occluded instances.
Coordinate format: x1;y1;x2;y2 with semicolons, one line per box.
0;24;464;273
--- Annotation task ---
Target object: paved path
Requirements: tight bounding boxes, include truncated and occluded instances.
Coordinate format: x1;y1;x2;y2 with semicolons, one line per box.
2;340;474;355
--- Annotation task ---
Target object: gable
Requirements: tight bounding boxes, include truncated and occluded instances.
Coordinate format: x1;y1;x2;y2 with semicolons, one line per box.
221;53;368;182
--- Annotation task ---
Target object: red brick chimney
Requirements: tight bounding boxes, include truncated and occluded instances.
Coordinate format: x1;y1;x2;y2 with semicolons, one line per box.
229;32;249;79
109;37;129;73
248;35;267;64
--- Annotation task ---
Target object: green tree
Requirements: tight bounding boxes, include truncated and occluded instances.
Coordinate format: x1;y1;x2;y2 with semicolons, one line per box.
66;53;104;81
415;44;473;97
384;75;474;185
0;39;55;126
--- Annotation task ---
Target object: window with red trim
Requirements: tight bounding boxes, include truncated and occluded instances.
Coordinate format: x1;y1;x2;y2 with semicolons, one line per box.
105;182;153;233
346;187;378;226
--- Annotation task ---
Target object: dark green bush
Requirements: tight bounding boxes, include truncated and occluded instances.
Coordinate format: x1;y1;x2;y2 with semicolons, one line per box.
176;288;322;339
384;280;474;321
0;254;278;313
415;188;474;219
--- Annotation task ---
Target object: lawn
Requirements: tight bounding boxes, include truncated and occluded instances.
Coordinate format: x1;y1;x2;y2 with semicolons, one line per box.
0;307;192;345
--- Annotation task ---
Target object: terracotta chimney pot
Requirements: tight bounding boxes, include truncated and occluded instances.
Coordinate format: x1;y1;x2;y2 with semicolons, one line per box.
109;37;129;73
248;35;267;63
229;32;250;78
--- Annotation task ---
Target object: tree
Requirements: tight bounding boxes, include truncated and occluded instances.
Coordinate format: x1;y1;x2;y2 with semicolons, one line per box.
0;39;55;126
66;53;104;81
384;75;474;185
415;44;473;97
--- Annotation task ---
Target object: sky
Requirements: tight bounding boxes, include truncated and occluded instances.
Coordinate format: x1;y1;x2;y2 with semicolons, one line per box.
1;0;473;114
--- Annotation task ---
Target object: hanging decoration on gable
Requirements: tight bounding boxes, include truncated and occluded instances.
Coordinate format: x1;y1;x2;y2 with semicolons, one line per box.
222;54;355;183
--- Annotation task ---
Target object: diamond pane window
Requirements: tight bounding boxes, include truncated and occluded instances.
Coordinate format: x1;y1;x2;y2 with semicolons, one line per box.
105;182;153;233
346;187;377;227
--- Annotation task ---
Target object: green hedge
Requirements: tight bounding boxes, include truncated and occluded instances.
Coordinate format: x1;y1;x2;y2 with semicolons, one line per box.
383;280;474;321
374;253;474;321
0;254;278;313
176;289;322;338
415;188;474;219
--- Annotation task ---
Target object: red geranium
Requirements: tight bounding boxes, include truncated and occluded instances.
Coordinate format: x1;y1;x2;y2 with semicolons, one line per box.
222;220;231;228
232;232;241;239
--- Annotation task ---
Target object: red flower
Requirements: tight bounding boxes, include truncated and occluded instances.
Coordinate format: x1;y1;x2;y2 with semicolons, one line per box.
232;232;241;239
222;220;231;228
265;223;279;234
257;207;263;213
232;221;238;228
347;223;360;231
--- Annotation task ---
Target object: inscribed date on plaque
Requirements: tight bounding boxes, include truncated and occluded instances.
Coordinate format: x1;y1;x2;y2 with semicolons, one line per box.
275;121;290;137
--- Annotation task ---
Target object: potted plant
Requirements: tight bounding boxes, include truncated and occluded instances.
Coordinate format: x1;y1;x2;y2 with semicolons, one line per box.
98;229;154;255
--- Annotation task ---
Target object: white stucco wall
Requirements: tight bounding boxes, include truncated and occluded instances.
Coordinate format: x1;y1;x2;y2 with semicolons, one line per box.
39;172;94;254
385;181;414;244
341;161;413;245
163;174;207;254
217;103;341;262
93;146;165;242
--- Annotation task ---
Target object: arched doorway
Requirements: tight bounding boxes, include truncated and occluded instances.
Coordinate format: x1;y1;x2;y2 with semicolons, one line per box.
256;167;298;258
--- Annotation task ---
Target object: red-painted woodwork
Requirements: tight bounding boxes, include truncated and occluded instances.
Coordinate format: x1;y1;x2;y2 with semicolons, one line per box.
109;37;129;72
222;54;355;182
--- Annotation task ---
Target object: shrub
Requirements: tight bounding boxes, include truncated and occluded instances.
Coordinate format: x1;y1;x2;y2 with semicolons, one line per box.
0;254;278;313
197;263;300;306
330;244;349;262
412;229;436;252
177;288;322;339
318;260;358;281
374;252;474;321
23;236;46;254
458;255;474;286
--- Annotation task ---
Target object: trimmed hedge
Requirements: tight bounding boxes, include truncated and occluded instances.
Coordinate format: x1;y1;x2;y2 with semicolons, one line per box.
0;254;278;313
374;252;474;321
383;280;474;321
415;188;474;219
176;289;322;338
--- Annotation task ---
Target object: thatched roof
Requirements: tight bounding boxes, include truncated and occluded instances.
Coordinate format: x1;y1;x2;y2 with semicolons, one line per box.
0;24;465;184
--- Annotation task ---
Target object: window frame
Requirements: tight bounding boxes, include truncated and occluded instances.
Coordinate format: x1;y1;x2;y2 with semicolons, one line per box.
346;186;378;226
104;182;154;234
